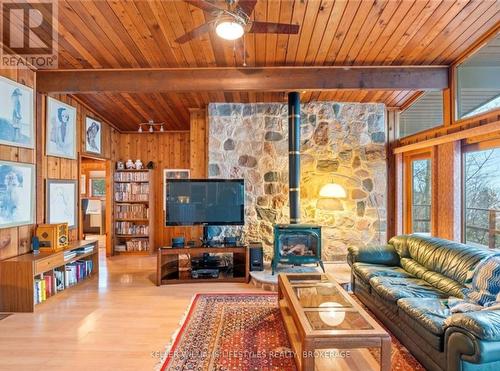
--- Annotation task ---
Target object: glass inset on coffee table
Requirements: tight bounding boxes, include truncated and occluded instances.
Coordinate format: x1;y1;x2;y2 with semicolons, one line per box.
293;283;353;308
278;272;391;371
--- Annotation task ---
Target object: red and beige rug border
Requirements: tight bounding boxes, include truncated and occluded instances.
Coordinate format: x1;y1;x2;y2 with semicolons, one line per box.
156;292;277;371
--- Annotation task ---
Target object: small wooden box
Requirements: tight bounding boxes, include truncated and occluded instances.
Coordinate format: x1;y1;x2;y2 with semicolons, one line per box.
36;223;69;252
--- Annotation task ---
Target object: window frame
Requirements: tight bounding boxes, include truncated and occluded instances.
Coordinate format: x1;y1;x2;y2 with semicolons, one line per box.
461;138;500;247
452;31;500;123
404;150;433;235
398;91;446;139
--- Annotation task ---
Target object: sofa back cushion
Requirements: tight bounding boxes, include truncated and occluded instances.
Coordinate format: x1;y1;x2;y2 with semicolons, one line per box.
389;235;495;286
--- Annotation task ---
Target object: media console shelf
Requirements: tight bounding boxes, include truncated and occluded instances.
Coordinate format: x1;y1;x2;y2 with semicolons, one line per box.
0;240;99;313
157;246;249;285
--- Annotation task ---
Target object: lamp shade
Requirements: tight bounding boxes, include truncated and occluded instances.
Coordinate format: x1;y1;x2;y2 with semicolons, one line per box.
319;183;347;199
215;21;245;40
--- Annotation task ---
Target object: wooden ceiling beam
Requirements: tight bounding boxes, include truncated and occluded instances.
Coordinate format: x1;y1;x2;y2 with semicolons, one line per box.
36;66;449;93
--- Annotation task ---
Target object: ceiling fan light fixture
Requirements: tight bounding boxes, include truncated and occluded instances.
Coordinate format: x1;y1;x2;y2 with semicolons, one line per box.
215;20;245;40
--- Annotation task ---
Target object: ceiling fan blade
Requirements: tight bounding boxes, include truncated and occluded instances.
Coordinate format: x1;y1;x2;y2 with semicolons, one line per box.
249;21;300;34
184;0;225;13
175;23;212;44
237;0;258;16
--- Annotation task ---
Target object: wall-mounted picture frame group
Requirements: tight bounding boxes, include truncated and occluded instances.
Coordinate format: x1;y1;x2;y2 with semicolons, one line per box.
0;161;35;228
46;179;78;229
46;97;77;159
0;76;34;149
85;116;102;154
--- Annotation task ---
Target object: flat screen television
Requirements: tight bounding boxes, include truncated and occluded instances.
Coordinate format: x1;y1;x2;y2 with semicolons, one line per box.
165;179;244;226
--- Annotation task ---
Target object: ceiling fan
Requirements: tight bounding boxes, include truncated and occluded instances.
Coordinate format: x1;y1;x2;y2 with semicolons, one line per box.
175;0;300;43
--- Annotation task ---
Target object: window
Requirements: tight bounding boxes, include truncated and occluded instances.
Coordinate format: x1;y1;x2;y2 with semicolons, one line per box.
463;146;500;248
456;34;500;120
405;154;432;234
399;91;443;138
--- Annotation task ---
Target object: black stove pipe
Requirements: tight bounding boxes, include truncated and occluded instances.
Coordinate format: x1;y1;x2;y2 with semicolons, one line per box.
288;92;301;224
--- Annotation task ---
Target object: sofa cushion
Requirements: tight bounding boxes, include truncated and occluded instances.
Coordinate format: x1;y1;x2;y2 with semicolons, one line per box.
398;298;451;336
369;276;449;303
352;262;413;283
391;235;495;285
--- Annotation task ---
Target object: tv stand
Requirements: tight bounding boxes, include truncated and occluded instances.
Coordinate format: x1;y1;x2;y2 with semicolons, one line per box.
157;245;249;285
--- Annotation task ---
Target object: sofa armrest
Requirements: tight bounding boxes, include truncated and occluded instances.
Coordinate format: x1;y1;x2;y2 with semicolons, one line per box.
445;310;500;341
347;244;400;267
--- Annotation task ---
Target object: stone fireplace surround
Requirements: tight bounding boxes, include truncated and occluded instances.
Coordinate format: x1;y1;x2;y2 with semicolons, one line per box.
208;102;387;262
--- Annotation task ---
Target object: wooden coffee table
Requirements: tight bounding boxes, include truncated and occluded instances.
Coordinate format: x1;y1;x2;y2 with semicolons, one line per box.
278;272;391;371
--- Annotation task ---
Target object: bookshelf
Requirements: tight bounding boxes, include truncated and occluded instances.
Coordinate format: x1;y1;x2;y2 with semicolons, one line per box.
0;240;99;312
113;169;154;255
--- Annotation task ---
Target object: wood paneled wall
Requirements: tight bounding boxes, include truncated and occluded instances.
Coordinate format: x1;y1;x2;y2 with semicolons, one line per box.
0;68;36;260
110;108;207;249
0;69;116;261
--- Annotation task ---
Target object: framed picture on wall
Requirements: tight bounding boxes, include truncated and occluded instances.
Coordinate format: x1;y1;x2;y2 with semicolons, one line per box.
0;76;34;149
85;116;102;154
0;161;35;228
163;169;190;211
46;97;77;159
46;179;78;229
80;175;86;194
90;178;106;197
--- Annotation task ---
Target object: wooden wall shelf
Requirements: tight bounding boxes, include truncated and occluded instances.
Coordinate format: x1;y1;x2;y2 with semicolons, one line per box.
0;240;99;313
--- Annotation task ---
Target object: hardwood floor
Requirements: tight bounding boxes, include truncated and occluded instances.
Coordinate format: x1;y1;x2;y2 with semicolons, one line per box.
0;249;377;371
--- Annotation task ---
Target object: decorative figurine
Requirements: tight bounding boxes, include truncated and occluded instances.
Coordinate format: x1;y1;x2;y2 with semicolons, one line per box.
116;161;125;170
125;159;135;169
135;159;143;169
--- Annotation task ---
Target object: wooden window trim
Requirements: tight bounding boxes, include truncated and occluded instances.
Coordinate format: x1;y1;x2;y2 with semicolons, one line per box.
461;139;500;245
404;150;432;234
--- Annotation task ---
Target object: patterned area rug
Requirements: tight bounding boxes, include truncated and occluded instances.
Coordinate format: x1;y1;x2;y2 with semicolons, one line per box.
159;293;296;370
159;293;424;371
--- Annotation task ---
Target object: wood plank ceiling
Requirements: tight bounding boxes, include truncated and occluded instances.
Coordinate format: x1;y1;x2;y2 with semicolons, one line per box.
52;0;500;131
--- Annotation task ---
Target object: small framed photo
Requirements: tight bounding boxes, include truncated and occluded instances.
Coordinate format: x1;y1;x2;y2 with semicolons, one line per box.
0;161;35;228
46;179;78;229
85;116;102;154
90;178;106;197
163;169;190;211
46;97;77;159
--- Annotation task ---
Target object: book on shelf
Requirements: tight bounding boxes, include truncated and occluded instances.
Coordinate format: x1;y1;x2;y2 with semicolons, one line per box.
65;260;94;288
114;171;149;182
125;239;149;252
115;222;149;235
115;204;149;219
74;246;95;255
34;278;46;305
55;269;65;291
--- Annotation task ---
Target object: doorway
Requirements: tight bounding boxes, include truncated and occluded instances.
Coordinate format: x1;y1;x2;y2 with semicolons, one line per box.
80;156;113;256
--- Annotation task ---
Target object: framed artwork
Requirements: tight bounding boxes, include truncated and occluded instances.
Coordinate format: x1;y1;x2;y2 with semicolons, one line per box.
80;175;86;194
46;97;77;159
0;161;35;228
0;76;34;148
163;169;190;211
85;116;102;154
46;179;78;229
90;178;106;197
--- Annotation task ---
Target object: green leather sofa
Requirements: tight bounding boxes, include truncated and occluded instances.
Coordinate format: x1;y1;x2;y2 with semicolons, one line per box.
347;234;500;371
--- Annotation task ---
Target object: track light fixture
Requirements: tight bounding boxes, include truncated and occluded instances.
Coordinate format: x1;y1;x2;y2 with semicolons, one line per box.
137;120;166;133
